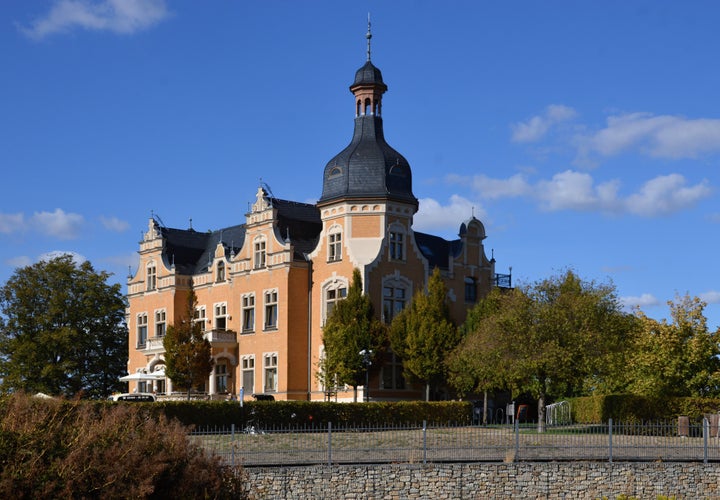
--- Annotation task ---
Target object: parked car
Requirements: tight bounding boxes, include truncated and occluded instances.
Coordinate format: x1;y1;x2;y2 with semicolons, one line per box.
109;393;156;402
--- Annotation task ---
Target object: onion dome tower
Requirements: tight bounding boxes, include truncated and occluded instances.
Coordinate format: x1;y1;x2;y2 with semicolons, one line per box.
318;20;417;210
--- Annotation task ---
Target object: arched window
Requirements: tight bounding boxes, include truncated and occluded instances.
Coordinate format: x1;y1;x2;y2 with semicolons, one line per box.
216;261;225;282
364;98;371;115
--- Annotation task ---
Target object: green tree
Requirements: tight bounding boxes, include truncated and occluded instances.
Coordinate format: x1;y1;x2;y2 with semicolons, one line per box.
389;268;459;401
447;288;513;423
626;294;720;398
163;289;214;396
321;269;386;402
0;255;127;398
451;270;634;430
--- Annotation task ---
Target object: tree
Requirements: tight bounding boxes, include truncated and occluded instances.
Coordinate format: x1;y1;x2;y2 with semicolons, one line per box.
389;268;459;401
451;270;635;430
0;255;127;398
320;269;386;402
447;288;513;423
626;294;720;398
163;289;214;396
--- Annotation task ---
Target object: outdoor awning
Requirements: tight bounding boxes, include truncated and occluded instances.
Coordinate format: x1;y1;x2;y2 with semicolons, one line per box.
118;372;163;382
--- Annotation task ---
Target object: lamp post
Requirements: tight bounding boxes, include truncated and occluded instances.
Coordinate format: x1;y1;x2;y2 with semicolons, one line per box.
359;349;373;402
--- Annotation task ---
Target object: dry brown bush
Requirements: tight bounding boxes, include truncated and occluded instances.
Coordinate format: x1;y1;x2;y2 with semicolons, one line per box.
0;393;247;499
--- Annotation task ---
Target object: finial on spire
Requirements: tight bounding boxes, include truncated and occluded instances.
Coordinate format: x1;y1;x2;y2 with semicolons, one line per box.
366;13;372;62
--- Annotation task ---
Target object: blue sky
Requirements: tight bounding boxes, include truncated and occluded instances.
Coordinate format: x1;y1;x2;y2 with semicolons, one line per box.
2;1;719;330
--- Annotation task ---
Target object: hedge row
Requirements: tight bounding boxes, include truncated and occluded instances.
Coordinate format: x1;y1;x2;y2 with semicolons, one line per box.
569;394;720;423
142;400;474;428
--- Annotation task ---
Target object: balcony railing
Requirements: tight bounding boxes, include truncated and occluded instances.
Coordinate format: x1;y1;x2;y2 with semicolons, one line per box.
204;329;238;343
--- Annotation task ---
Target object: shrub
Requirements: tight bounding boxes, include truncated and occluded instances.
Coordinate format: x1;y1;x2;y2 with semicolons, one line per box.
0;393;247;499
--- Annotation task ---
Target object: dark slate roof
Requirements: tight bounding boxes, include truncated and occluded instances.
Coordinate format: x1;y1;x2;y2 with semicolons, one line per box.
414;231;463;271
352;61;387;90
319;115;417;205
158;200;321;275
161;224;246;275
270;198;322;258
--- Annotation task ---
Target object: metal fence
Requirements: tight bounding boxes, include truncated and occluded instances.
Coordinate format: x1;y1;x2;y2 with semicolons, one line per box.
190;418;720;467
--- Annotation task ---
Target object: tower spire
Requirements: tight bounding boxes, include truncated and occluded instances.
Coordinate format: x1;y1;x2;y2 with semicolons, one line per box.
366;13;372;62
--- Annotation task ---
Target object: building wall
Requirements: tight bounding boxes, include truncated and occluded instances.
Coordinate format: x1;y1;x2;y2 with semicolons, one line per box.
125;196;496;401
245;462;720;499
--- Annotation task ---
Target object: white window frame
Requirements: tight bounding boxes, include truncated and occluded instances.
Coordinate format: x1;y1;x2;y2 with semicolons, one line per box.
242;294;255;333
263;352;278;393
215;361;229;393
214;302;228;331
241;355;255;395
254;239;266;269
146;262;157;291
381;275;411;324
194;306;207;332
328;229;342;262
263;290;278;330
322;279;348;324
154;308;166;338
137;313;148;347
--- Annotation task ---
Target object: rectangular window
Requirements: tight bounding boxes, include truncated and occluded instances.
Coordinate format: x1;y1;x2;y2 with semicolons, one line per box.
325;286;347;320
215;363;228;393
146;264;157;291
154;309;166;338
194;306;206;332
465;277;478;303
389;232;404;260
214;303;227;331
242;295;255;333
264;291;278;330
264;353;278;392
328;232;342;262
383;286;406;323
137;313;148;347
254;241;266;269
216;261;225;282
381;351;406;390
242;356;255;395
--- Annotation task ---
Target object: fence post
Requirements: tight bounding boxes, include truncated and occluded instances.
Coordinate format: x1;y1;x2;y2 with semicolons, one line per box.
423;420;427;465
328;421;333;466
231;423;235;467
704;417;709;464
514;418;519;461
608;418;613;463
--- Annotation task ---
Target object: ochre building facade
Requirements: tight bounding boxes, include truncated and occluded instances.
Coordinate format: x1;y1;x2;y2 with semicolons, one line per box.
125;44;508;402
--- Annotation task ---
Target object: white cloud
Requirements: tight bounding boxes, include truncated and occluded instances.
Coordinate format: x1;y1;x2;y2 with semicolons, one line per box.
511;105;577;143
99;216;130;232
447;173;532;200
19;0;169;40
620;293;661;311
414;195;484;234
536;170;621;212
625;174;712;216
0;213;25;234
700;291;720;305
5;256;32;269
578;112;720;161
39;250;87;265
449;170;710;217
32;209;84;239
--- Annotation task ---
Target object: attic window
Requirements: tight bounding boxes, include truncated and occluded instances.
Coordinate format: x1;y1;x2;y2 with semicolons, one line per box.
389;164;406;177
329;166;342;178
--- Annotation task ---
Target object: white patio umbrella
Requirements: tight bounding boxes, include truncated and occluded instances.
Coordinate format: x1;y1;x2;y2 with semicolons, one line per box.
118;372;163;382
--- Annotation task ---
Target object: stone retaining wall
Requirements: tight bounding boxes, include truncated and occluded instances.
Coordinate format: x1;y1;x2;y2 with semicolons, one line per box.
246;462;720;499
